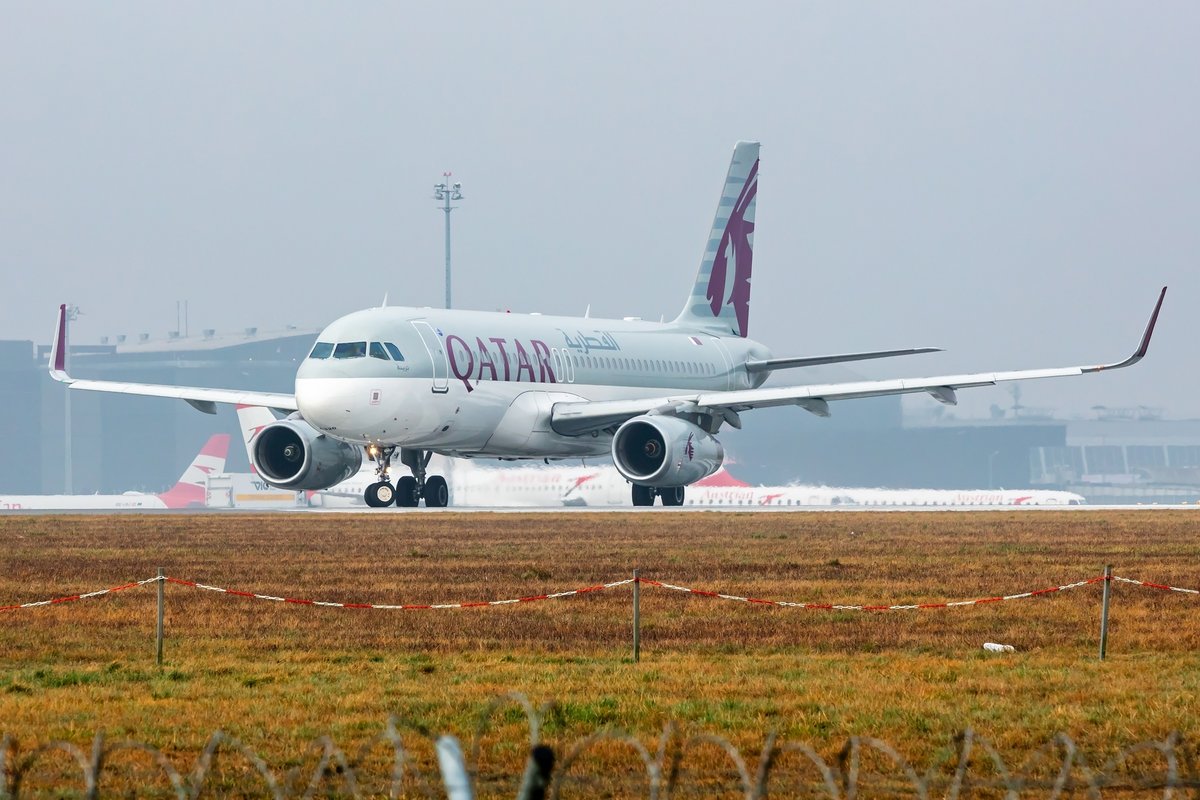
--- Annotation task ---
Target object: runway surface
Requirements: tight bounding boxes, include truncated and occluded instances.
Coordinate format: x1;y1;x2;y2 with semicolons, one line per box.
2;504;1197;516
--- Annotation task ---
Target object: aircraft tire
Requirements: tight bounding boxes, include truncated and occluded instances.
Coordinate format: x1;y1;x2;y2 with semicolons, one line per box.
631;484;656;507
364;482;386;508
425;475;449;507
395;476;419;507
661;486;685;506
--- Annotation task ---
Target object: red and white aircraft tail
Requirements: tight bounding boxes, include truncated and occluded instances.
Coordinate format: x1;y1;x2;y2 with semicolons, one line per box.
156;434;230;508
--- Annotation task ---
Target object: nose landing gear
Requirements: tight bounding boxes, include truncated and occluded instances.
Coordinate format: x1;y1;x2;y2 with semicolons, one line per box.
364;445;398;508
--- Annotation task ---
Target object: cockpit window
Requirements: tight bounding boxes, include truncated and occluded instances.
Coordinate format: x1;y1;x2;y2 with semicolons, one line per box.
368;342;390;360
333;341;367;359
384;342;405;362
309;342;334;359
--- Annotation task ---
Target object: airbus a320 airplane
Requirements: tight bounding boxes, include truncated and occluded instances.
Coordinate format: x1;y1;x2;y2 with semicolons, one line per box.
49;142;1166;508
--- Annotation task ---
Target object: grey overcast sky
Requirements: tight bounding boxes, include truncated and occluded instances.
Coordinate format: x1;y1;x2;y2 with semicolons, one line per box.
2;2;1196;418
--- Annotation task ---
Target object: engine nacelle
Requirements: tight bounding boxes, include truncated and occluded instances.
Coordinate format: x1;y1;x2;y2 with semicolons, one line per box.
611;416;723;488
251;419;363;491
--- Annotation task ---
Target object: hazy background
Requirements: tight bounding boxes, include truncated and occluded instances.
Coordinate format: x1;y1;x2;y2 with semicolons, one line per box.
2;2;1196;418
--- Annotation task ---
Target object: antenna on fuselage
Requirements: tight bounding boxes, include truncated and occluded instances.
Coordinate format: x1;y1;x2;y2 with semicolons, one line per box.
381;292;389;308
584;304;590;318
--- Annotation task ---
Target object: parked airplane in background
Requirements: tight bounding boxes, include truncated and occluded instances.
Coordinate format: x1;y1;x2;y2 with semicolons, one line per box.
50;142;1165;509
0;435;229;510
552;467;1087;507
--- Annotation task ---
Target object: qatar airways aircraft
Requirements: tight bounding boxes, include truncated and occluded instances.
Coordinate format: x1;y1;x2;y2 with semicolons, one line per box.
49;142;1165;508
0;435;229;511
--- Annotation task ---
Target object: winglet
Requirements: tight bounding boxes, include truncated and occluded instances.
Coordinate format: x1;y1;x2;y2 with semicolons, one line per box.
49;304;72;383
1084;286;1166;373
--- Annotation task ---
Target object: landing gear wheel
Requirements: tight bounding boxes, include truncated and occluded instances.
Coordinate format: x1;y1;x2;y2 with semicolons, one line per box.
425;475;449;507
365;482;393;508
631;484;656;507
395;476;419;507
661;486;685;507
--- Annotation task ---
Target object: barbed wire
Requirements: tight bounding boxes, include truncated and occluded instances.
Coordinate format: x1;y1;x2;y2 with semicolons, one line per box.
2;697;1197;799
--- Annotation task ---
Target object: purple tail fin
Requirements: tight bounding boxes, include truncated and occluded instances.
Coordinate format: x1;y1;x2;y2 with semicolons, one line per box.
671;141;760;338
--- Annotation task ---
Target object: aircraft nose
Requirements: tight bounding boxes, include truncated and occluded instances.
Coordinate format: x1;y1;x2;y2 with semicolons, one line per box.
295;377;358;430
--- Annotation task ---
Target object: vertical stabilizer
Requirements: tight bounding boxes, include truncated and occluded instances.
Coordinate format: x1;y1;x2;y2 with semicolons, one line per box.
157;434;230;508
672;141;760;338
235;404;279;472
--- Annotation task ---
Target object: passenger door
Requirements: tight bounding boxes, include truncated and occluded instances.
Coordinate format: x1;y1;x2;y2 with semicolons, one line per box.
411;321;450;393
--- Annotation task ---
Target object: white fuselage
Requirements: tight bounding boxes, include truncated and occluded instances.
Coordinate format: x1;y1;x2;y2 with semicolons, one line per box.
553;469;1086;507
296;307;770;457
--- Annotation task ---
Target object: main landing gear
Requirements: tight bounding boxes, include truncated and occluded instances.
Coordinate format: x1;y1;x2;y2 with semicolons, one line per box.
631;484;686;507
363;446;450;508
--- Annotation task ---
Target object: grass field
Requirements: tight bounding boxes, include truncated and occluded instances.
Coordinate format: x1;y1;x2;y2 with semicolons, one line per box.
2;510;1199;796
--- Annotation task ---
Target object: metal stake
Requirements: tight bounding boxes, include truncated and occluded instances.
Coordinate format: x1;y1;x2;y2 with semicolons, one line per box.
1099;564;1112;660
633;569;641;663
156;567;165;667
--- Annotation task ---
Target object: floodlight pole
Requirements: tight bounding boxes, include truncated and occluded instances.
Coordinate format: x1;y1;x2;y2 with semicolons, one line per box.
64;304;81;494
434;174;463;310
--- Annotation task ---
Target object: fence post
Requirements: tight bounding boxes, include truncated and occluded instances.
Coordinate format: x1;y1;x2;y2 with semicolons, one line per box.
1099;564;1112;660
633;569;641;664
156;567;165;667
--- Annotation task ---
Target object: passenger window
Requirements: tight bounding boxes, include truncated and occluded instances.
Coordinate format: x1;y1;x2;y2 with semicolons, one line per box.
309;342;334;359
333;341;367;359
369;342;390;360
384;342;405;361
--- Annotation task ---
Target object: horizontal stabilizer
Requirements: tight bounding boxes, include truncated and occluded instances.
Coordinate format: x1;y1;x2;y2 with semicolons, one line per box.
745;347;941;373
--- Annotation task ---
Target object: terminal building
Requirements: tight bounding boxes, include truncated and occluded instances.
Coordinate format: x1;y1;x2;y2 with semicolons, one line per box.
2;329;1197;504
0;328;314;495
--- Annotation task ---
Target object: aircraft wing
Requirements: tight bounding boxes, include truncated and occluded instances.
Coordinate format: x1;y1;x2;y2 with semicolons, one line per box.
48;305;299;415
551;287;1166;436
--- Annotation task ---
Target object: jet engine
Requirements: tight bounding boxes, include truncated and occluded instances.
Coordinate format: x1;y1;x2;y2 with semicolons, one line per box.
611;416;723;487
251;419;363;491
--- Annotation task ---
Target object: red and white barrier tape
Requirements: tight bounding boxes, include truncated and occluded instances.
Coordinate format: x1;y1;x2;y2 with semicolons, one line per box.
0;576;160;612
639;576;1111;611
2;574;1198;614
164;576;634;609
1112;575;1200;596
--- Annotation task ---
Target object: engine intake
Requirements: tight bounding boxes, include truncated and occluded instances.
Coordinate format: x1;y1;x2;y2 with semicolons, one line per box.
611;416;723;488
251;419;362;490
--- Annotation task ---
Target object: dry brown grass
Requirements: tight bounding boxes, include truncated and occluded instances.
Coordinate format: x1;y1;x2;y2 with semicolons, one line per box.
1;510;1198;796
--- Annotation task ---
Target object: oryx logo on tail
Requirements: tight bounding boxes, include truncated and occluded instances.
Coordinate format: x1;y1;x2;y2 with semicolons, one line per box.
670;141;760;339
706;158;757;338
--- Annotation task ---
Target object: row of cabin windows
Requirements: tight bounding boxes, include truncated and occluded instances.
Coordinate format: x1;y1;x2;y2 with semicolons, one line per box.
565;353;718;376
309;341;406;362
308;339;720;378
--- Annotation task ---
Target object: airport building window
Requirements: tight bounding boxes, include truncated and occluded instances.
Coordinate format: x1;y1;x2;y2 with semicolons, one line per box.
1084;445;1126;475
1126;445;1167;469
383;343;405;361
309;342;334;359
368;342;390;360
1168;445;1200;468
